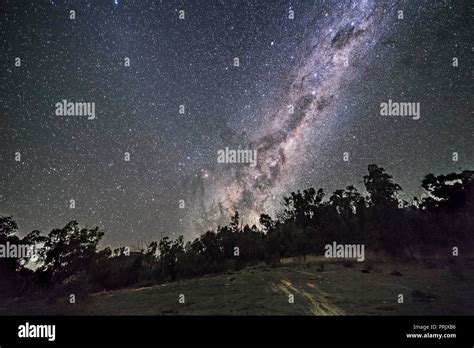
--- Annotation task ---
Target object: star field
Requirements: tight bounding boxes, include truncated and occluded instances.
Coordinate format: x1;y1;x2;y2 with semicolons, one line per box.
1;0;472;247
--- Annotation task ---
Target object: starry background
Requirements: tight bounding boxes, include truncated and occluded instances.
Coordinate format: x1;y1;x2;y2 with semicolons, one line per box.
0;0;472;247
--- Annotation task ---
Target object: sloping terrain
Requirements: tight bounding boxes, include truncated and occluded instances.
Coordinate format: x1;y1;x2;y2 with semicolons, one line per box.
2;257;473;315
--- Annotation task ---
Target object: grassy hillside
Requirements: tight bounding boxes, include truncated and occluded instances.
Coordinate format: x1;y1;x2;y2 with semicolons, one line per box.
2;256;473;315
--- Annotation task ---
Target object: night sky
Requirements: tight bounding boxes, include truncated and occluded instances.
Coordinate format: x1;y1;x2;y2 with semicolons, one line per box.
1;0;472;247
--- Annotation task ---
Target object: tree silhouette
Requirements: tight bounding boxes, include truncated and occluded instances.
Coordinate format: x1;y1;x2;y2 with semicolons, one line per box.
40;221;104;284
364;164;402;207
2;165;472;299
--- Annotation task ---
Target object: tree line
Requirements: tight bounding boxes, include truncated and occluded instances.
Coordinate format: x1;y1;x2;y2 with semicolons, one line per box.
0;164;472;300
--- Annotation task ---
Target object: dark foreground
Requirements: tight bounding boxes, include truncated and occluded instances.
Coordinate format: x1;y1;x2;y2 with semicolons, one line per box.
2;255;473;315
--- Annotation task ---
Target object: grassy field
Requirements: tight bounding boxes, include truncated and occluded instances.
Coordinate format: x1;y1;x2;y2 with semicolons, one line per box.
2;255;473;315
